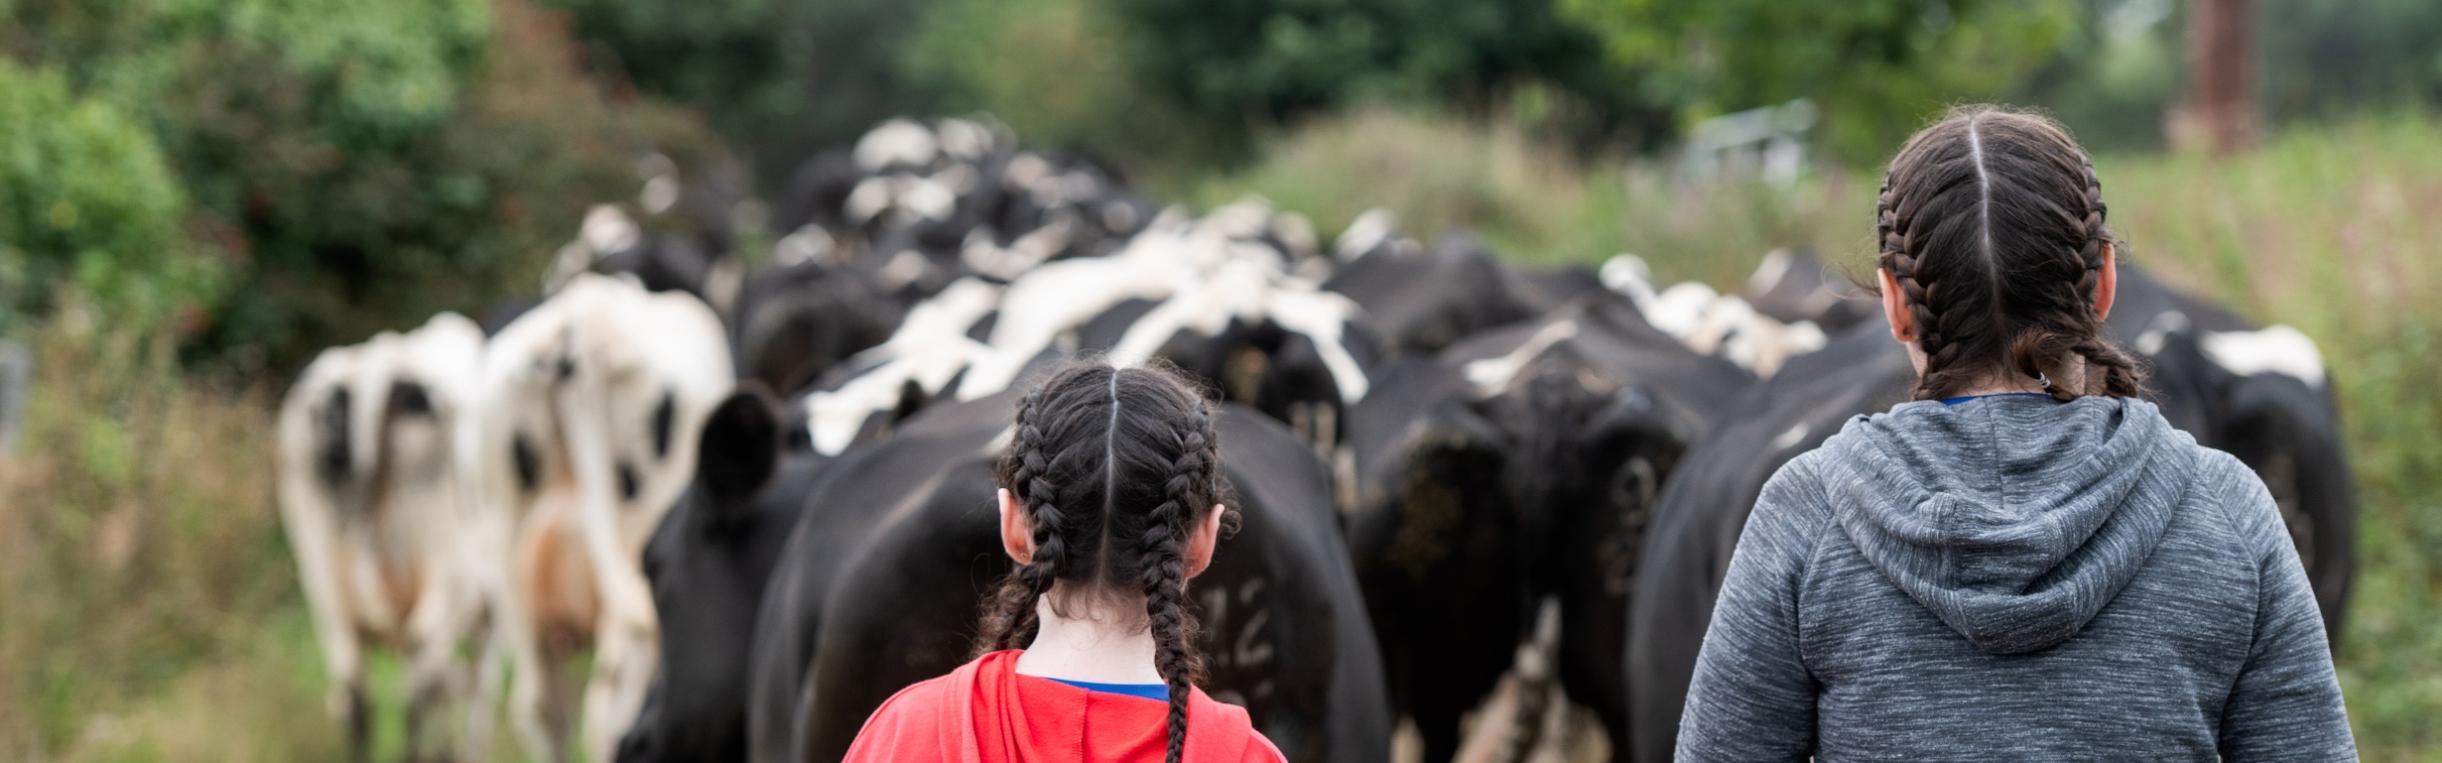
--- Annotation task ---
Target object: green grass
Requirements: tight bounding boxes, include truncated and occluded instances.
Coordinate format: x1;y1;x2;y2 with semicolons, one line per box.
1195;109;2442;759
3;111;2436;760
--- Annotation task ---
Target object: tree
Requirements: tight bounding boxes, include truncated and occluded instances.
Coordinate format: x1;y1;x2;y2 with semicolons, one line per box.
1559;0;2079;163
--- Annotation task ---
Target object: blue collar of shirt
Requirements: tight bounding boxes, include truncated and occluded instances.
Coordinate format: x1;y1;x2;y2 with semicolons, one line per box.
1939;391;2055;406
1044;677;1170;701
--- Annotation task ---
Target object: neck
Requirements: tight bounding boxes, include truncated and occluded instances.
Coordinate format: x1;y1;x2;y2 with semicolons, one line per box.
1012;587;1163;684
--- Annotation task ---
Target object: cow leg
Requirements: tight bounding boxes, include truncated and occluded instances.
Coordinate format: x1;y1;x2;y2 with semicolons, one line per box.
277;482;370;761
343;680;373;763
462;620;506;761
579;618;656;763
498;580;561;763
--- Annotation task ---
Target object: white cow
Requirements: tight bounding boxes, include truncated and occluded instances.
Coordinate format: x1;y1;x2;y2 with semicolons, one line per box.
465;274;732;763
277;312;488;761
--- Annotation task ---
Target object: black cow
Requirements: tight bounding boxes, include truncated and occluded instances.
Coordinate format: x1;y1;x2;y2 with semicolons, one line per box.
1344;291;1748;761
620;389;1389;763
726;256;906;397
618;385;829;762
1325;230;1545;357
1621;320;1910;763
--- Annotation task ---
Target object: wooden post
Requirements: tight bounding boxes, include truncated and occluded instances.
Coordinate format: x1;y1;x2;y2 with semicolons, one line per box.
2169;0;2257;154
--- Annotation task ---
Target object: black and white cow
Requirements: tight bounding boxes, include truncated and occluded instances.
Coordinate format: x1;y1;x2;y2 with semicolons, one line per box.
611;391;1393;762
2108;267;2356;634
464;274;734;763
1623;267;2356;761
1738;247;1881;333
1324;226;1546;357
277;312;490;762
793;201;1379;458
1602;254;1829;377
1343;291;1749;761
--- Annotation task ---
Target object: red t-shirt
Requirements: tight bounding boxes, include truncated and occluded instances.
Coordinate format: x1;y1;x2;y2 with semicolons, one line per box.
844;650;1287;762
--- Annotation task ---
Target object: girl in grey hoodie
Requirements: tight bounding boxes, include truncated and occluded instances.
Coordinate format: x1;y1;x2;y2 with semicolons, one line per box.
1676;106;2353;761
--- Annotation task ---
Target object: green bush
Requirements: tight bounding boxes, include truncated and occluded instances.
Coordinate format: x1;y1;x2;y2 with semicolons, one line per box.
540;0;944;167
4;0;711;373
0;60;214;337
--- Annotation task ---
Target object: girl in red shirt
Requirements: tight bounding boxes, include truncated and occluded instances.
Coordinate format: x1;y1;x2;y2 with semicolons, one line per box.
845;362;1287;763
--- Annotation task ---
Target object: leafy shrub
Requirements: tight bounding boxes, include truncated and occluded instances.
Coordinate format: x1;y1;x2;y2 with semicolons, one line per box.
3;0;715;373
0;60;214;337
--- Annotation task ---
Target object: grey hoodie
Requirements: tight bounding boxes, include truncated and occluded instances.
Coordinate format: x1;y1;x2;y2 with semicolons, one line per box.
1676;395;2352;761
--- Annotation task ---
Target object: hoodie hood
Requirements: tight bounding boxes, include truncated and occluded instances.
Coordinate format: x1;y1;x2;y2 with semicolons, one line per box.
1818;394;2199;654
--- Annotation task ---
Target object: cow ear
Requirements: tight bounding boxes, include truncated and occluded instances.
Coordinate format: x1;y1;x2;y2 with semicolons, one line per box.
697;382;782;502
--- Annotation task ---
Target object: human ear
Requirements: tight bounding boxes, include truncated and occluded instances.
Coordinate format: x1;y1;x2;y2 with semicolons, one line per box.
998;488;1032;564
1184;504;1225;578
2093;242;2118;321
1879;268;1916;344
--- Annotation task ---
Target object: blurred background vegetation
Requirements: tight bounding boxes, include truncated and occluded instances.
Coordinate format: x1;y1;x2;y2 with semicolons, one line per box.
0;0;2437;759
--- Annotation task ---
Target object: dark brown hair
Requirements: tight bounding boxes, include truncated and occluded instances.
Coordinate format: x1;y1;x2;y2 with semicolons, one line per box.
1877;105;2146;401
974;360;1237;763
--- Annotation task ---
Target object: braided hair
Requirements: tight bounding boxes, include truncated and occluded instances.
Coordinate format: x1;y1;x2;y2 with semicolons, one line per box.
973;361;1235;763
1877;105;2147;402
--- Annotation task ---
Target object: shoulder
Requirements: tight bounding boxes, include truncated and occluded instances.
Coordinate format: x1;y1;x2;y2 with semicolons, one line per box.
852;673;953;737
1187;689;1288;763
2185;445;2288;561
1749;449;1836;541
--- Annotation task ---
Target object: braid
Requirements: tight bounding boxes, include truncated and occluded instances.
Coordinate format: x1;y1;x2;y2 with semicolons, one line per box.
1141;399;1216;763
976;384;1064;653
1879;173;1972;400
1879;105;2152;402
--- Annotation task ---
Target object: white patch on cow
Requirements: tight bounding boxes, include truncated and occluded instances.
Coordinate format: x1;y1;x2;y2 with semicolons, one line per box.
2203;325;2327;388
579;205;641;254
935;117;998;161
799;279;1005;454
873;249;934;292
844;178;891;226
1271;211;1319;262
805;337;991;455
853;119;938;170
1466;320;1581;395
1263;288;1371;403
2136;310;2189;356
772;225;838;267
1003;153;1051;191
960;232;1205;397
903;177;958;223
639;175;678;216
1746;248;1795;295
1771;422;1811;452
960;217;1073;281
1334;208;1398;262
1601;254;1662;308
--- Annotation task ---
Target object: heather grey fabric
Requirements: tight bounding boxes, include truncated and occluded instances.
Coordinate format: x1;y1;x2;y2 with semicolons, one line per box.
1677;395;2353;761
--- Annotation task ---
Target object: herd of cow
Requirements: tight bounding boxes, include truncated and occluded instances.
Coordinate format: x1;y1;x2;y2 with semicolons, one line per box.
276;116;2355;763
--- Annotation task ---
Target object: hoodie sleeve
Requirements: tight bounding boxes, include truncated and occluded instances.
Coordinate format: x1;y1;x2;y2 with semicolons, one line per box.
2215;460;2355;760
1676;456;1828;762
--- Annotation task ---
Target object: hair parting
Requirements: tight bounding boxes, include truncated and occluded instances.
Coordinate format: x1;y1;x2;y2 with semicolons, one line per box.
974;361;1232;763
1875;105;2148;401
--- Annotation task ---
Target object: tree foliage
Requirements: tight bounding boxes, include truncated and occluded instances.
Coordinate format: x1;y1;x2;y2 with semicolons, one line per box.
1557;0;2078;162
1;0;704;371
0;60;207;336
